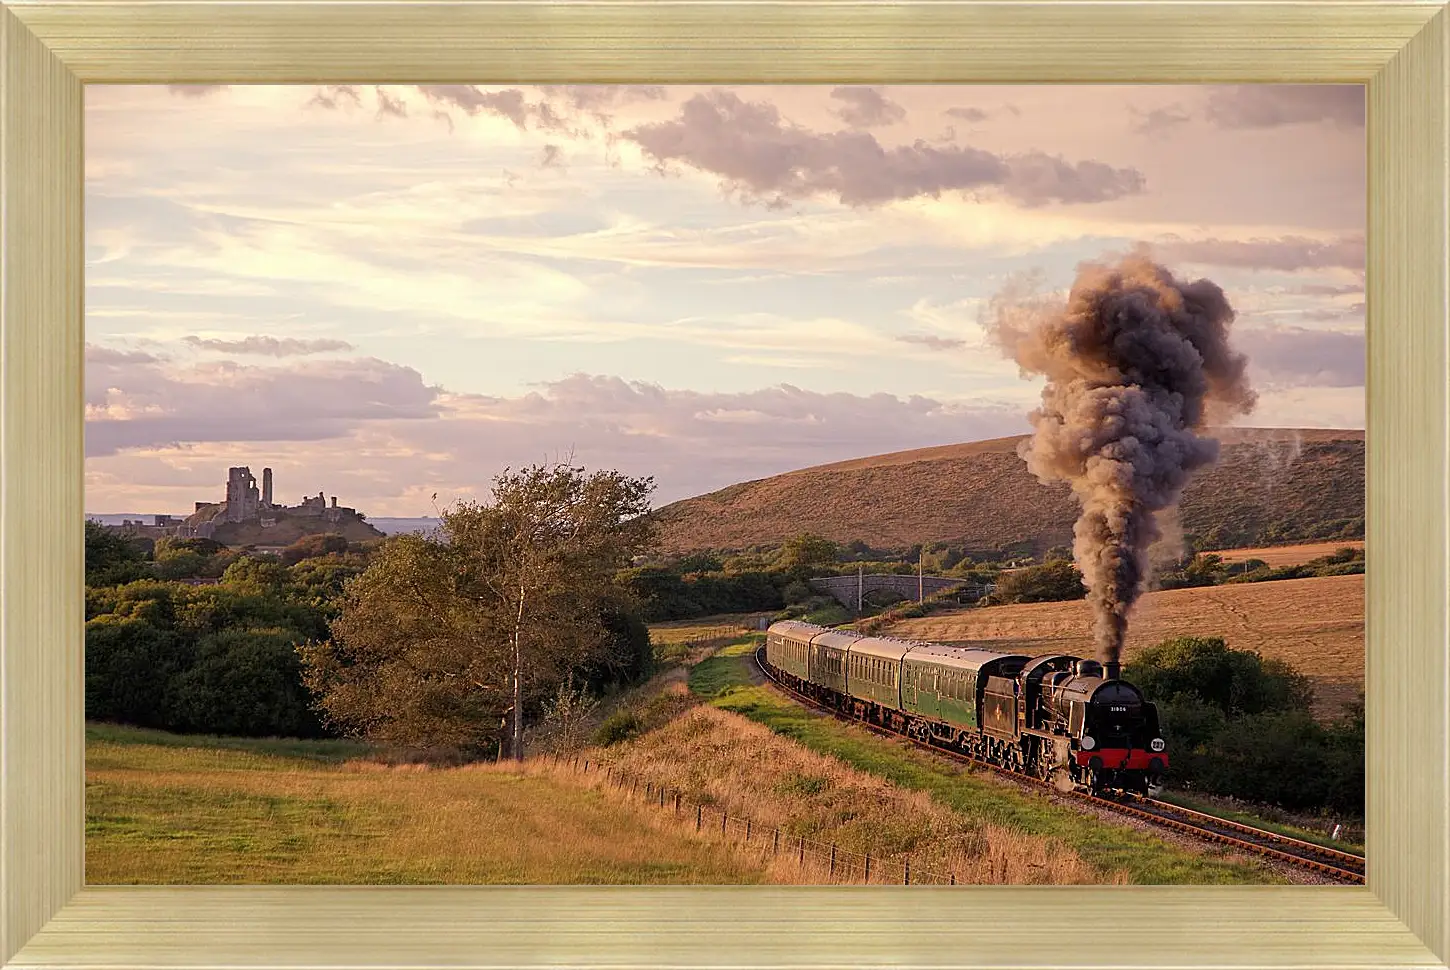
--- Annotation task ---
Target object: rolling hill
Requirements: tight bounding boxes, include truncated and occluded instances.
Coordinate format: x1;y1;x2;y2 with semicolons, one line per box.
652;428;1364;556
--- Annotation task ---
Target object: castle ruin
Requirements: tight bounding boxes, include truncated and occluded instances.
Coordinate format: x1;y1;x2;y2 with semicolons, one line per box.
185;466;366;539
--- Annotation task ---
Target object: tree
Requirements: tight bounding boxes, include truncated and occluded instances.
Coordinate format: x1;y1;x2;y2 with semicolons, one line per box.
85;521;150;585
986;559;1086;604
300;462;656;759
282;532;350;566
539;673;600;754
222;556;290;593
85;614;189;727
170;626;326;738
1124;636;1315;716
776;533;839;577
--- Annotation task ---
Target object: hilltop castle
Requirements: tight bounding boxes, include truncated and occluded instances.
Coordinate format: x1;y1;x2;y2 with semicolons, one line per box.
181;465;375;542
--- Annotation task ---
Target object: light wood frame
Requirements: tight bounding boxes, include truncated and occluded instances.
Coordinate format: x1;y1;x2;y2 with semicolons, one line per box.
2;1;1446;967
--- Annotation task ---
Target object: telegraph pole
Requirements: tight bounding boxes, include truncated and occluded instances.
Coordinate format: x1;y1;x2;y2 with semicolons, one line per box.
857;564;863;612
918;547;924;603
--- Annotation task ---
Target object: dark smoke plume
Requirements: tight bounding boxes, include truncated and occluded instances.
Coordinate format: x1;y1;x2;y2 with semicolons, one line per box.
989;254;1257;666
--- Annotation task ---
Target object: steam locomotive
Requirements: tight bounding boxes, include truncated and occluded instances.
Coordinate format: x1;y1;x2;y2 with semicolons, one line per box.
763;620;1168;794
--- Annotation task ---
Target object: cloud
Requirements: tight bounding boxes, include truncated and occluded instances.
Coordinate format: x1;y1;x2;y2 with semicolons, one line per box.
309;85;363;110
537;85;667;116
1153;234;1365;272
943;104;1019;124
182;336;355;357
1204;85;1364;129
84;346;441;458
85;345;161;366
422;374;1029;503
945;107;990;124
1238;326;1364;387
897;334;968;351
831;87;906;128
167;85;227;98
374;86;408;119
620;90;1144;209
1292;282;1364;298
407;86;586;135
540;144;565;169
84;348;1028;508
1130;103;1194;137
416;86;528;126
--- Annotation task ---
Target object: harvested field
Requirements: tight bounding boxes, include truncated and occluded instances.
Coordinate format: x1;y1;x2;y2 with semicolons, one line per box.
1207;540;1364;568
883;574;1363;720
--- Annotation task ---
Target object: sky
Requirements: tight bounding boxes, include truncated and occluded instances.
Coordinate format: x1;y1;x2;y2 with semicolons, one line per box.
84;84;1366;516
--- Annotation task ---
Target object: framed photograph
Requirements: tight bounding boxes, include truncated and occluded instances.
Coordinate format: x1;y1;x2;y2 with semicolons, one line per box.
3;2;1446;969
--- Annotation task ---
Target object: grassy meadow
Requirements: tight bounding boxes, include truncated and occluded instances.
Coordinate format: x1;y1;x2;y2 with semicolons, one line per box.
85;723;766;885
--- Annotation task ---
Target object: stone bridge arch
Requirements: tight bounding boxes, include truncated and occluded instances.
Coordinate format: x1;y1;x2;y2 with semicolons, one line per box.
806;574;990;611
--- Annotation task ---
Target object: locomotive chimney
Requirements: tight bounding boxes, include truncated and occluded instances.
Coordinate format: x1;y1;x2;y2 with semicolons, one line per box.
1103;660;1121;681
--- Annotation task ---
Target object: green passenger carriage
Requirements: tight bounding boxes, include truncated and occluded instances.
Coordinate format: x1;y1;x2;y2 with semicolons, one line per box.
900;643;1029;734
764;619;818;682
843;636;912;709
809;628;862;695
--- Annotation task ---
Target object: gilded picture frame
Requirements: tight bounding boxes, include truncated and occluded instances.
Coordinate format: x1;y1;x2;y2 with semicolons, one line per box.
2;1;1446;967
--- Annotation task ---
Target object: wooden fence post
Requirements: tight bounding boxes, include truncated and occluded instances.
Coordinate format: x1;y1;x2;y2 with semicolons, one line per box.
773;830;780;855
829;845;836;878
696;805;702;831
904;859;910;886
865;854;871;883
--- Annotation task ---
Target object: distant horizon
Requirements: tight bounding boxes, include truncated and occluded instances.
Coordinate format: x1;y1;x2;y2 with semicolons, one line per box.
85;423;1364;521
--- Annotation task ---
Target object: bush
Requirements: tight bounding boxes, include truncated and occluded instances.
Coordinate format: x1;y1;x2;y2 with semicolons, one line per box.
1128;637;1359;817
781;580;813;604
85;521;152;586
1125;636;1314;716
168;626;326;738
593;710;642;747
281;533;350;566
573;605;653;692
984;559;1085;605
85;615;191;727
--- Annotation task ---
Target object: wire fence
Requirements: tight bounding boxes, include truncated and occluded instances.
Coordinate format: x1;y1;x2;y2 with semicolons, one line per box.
544;753;961;886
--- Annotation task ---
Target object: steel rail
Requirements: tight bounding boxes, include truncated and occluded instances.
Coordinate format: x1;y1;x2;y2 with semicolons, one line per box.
751;645;1365;884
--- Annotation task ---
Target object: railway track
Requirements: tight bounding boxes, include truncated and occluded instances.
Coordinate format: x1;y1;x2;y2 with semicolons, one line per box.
752;645;1365;884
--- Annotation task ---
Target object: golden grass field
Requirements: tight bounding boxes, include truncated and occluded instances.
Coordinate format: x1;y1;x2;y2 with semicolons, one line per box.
1205;540;1364;567
85;728;769;885
553;698;1115;885
884;573;1364;719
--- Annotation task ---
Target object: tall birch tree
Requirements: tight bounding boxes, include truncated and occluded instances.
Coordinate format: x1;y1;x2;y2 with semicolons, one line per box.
299;462;655;757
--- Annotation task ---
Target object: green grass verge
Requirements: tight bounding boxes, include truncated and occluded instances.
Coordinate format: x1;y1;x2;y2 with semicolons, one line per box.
1156;790;1364;855
691;638;1285;885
